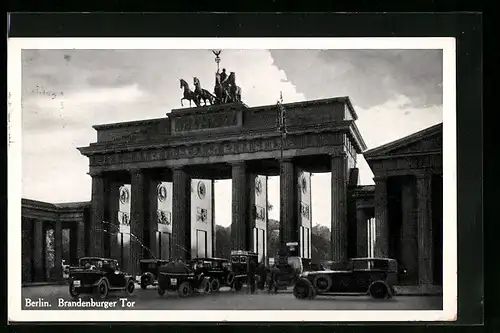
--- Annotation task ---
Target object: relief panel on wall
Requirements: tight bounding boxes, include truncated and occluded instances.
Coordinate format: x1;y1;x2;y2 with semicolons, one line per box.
252;175;268;263
191;179;214;258
157;181;173;260
118;184;131;272
297;171;312;259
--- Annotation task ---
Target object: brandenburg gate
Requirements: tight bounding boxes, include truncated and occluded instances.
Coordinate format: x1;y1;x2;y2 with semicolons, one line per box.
78;97;367;275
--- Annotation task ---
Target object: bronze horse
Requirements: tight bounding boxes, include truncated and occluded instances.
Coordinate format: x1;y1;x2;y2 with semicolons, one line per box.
180;79;200;107
193;77;216;106
223;72;242;103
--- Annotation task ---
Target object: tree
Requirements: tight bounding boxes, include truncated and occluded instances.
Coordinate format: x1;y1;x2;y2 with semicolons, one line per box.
215;225;231;259
267;201;274;213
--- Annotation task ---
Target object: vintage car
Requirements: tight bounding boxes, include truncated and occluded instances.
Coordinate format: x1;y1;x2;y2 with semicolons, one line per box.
293;258;399;300
268;254;302;292
139;259;169;289
229;250;259;291
157;259;211;297
68;257;136;299
190;257;231;292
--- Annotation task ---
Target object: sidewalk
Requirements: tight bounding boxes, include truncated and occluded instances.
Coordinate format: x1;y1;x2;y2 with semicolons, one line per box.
22;281;67;287
279;285;443;296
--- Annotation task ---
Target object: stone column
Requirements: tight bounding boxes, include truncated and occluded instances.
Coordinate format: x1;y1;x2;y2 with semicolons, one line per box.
374;176;389;257
356;208;368;257
172;167;191;260
21;217;33;283
211;180;216;257
147;178;159;259
280;158;298;248
330;154;348;264
33;219;44;282
416;172;434;286
130;169;148;277
231;161;249;250
76;220;85;261
401;178;418;284
90;173;106;257
53;219;63;281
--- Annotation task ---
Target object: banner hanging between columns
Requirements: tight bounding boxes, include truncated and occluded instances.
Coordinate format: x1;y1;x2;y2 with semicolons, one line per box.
191;179;214;259
297;171;312;260
251;175;268;264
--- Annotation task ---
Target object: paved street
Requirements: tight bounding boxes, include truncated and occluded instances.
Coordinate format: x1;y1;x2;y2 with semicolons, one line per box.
21;284;442;310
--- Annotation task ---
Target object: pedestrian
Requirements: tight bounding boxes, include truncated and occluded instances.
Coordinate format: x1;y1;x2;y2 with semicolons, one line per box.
247;257;256;294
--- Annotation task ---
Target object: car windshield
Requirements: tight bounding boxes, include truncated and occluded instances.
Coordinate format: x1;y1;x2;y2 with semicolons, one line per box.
352;260;393;271
80;258;104;268
287;257;303;271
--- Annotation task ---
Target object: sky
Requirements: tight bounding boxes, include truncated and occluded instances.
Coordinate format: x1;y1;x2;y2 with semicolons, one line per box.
21;48;443;228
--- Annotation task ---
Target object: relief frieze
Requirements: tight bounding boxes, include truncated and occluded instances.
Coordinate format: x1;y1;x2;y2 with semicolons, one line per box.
89;132;342;167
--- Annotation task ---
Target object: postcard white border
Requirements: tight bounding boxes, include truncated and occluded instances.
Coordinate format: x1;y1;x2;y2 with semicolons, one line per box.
7;37;457;322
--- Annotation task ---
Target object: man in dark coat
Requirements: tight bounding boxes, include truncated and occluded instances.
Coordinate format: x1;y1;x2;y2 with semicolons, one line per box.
247;257;257;294
220;68;228;84
256;262;267;290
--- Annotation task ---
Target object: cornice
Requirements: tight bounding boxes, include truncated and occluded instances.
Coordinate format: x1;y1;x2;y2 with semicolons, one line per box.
78;122;354;157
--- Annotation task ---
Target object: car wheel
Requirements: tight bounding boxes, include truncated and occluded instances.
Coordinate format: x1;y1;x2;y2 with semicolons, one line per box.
293;278;313;300
157;286;166;296
97;279;109;299
178;282;193;298
140;281;148;290
313;275;332;293
233;279;243;292
69;283;80;299
369;281;389;299
201;278;212;294
210;278;221;292
126;279;135;295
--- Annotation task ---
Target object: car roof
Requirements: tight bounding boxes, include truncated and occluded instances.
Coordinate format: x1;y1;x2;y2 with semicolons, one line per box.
192;257;229;261
140;259;169;263
350;257;397;262
230;250;258;256
80;257;116;261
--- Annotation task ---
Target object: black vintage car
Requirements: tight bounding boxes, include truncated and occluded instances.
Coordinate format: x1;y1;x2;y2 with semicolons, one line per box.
229;250;259;291
68;257;136;299
157;259;210;297
293;258;399;300
139;259;169;289
190;257;231;292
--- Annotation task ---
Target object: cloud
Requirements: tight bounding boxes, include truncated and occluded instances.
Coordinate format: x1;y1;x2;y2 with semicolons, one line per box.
269;49;443;109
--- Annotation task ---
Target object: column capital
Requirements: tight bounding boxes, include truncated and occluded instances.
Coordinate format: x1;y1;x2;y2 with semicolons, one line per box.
230;160;247;167
330;151;348;159
415;169;433;180
129;168;145;176
171;165;186;171
373;175;388;183
88;171;104;178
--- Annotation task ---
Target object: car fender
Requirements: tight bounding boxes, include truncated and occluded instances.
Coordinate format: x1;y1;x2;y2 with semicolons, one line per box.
95;277;109;288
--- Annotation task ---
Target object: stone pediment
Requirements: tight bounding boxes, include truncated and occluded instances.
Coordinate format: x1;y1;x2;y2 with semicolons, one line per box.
364;123;442;159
